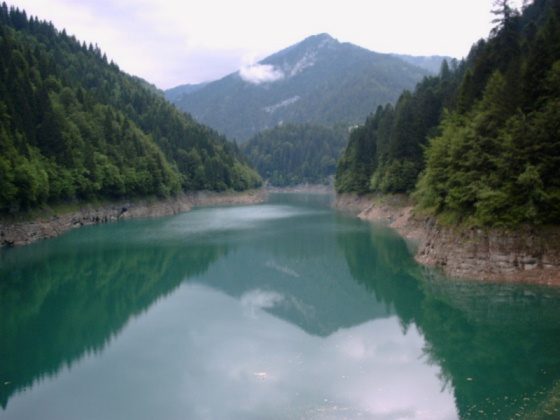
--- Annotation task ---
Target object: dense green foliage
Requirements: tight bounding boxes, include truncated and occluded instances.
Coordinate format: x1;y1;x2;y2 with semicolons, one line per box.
336;59;462;195
0;4;260;212
416;0;560;226
172;34;431;142
336;0;560;226
241;123;348;186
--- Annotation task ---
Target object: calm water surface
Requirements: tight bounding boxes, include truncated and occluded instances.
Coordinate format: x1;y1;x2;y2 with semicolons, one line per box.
1;193;560;419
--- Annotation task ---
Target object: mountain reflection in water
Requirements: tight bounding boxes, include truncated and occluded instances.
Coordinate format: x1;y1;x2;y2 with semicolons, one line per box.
1;193;560;419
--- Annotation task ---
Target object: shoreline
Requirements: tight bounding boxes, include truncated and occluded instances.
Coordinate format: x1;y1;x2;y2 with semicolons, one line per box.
6;189;560;287
0;189;267;248
264;184;335;194
333;193;560;287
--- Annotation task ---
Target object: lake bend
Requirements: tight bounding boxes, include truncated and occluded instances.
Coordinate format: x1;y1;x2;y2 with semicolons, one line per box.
1;193;560;419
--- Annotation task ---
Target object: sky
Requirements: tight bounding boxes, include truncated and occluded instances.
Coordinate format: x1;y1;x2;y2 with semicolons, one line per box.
12;0;524;90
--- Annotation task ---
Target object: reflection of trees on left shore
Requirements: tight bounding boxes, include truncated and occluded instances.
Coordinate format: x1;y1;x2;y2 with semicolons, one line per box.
0;233;231;409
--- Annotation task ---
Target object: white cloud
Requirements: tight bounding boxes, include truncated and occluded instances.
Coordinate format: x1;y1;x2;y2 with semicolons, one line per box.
239;63;285;85
241;289;284;310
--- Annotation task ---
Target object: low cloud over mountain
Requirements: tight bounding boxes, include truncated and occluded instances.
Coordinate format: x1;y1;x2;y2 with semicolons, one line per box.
240;63;285;84
168;34;445;141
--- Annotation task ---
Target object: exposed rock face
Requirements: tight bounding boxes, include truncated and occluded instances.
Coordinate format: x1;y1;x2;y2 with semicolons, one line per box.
416;219;560;286
333;193;560;286
332;193;424;242
332;193;374;214
0;190;266;247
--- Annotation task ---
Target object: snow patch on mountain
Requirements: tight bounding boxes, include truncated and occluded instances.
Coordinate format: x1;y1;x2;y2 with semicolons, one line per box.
286;51;317;77
263;96;301;114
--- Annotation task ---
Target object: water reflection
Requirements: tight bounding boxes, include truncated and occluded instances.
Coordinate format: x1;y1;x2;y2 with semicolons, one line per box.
421;273;560;419
0;223;229;409
3;283;456;419
196;210;396;337
1;194;560;419
335;212;560;418
336;219;425;331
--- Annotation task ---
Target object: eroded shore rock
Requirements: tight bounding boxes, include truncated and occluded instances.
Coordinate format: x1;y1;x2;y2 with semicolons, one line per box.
333;193;560;286
416;220;560;286
0;190;266;247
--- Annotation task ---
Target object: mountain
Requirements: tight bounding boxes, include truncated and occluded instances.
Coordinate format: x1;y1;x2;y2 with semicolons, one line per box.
241;123;349;186
169;34;435;142
164;82;209;102
0;5;261;213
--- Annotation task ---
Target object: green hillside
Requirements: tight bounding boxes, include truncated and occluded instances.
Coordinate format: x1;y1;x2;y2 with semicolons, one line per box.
336;0;560;227
0;4;261;213
241;123;349;187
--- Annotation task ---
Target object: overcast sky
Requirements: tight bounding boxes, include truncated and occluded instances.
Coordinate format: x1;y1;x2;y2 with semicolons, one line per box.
12;0;523;90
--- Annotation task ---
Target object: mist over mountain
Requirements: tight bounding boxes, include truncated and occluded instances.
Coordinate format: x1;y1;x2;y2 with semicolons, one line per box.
168;34;441;142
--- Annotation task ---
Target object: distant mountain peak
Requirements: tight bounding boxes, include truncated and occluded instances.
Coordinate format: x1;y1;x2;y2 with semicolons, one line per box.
239;33;338;86
264;33;337;62
300;33;338;46
308;32;335;41
170;34;437;141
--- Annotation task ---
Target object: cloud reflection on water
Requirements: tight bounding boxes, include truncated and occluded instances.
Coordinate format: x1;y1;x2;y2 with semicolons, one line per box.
176;284;458;419
4;283;456;419
241;289;285;319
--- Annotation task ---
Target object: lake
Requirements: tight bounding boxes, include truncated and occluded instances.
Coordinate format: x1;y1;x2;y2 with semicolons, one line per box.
1;193;560;419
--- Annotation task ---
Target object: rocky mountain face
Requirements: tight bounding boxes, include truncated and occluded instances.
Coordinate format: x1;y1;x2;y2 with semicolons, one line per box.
168;34;438;141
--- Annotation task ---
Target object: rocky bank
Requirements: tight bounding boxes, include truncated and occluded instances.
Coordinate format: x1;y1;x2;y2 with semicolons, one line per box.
333;193;560;286
0;190;266;247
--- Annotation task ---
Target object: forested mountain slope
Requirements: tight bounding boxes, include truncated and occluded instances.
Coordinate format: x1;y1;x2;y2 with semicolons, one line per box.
336;0;560;227
241;123;349;187
164;82;208;103
0;4;261;213
391;54;452;74
170;34;433;142
335;58;462;195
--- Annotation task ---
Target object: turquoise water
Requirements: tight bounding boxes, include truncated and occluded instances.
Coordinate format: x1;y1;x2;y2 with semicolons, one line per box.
1;193;560;419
